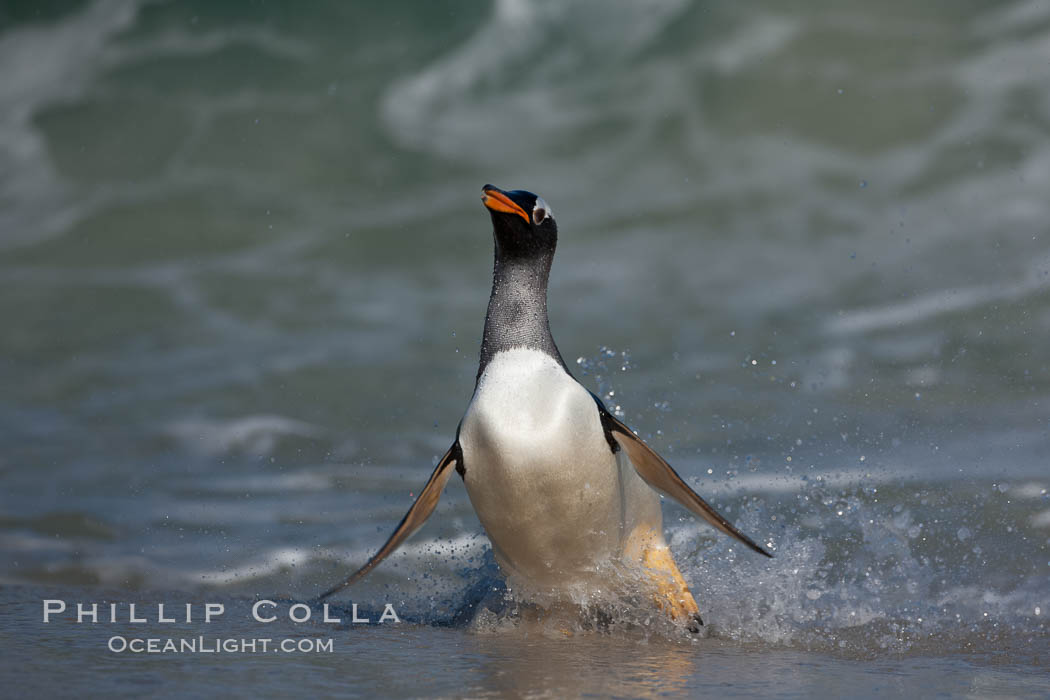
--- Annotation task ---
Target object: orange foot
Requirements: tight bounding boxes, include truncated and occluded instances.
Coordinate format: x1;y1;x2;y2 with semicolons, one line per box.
640;545;703;632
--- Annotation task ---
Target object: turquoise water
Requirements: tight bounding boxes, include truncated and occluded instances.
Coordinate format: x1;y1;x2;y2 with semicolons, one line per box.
1;0;1048;696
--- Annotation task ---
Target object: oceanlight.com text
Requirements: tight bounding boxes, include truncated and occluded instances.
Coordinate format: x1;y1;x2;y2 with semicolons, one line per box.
107;636;335;654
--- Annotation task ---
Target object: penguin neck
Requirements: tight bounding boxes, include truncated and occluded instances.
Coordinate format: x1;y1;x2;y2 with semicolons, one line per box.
477;251;566;380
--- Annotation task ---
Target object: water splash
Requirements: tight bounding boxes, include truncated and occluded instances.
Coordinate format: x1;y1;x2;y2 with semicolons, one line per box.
576;346;633;417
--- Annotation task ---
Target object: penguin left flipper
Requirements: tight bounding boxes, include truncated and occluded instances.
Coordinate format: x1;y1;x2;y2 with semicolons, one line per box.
316;443;461;601
596;403;773;559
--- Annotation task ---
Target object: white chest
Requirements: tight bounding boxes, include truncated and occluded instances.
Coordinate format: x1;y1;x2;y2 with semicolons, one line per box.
461;348;602;466
457;348;632;584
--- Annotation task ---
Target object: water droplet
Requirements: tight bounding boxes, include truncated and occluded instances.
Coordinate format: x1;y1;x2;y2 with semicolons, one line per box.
957;527;971;541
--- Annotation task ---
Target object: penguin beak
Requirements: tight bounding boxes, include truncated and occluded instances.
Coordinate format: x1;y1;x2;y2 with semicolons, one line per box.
482;186;530;224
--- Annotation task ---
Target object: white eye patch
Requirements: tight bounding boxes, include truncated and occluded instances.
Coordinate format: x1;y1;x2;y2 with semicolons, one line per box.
532;196;551;225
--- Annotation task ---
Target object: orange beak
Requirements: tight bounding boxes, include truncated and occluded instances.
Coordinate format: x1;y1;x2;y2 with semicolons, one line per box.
482;187;530;224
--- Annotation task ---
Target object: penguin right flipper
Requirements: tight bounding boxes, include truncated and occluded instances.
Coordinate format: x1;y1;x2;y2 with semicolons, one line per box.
594;400;772;558
316;443;461;600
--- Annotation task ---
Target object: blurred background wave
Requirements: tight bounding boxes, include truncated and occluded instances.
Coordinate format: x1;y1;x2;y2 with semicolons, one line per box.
0;0;1047;657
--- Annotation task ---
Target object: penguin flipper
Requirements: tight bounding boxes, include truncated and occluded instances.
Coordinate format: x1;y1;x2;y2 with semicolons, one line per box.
601;412;772;558
316;443;460;600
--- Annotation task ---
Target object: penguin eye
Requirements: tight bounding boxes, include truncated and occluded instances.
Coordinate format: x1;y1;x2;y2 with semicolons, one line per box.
532;197;551;225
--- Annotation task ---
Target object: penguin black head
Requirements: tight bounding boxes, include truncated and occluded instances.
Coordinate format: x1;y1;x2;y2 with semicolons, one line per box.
481;184;557;260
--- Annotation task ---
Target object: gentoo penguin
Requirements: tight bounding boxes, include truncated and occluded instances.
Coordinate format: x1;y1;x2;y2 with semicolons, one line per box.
319;185;771;629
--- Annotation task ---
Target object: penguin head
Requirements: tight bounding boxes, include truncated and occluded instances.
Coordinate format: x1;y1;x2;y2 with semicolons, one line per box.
481;184;557;259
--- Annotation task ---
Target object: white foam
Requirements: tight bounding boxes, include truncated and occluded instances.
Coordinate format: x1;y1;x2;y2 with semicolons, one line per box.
1031;510;1050;529
0;0;140;250
709;16;798;73
165;415;326;456
379;0;689;162
825;258;1050;336
201;472;334;494
189;534;487;587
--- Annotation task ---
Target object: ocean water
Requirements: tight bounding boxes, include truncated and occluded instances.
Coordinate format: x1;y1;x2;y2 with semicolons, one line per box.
1;0;1048;696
